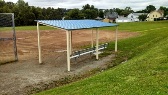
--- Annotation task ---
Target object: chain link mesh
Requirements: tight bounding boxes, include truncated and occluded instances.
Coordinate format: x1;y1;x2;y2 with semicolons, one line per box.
0;13;17;64
0;13;13;27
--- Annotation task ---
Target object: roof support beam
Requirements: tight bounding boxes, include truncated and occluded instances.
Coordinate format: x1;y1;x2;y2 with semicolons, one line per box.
91;29;94;48
96;28;99;60
115;26;118;52
69;31;72;55
37;22;42;64
66;30;71;71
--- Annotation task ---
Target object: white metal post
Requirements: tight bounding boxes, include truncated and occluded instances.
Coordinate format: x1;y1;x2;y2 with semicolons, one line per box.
66;30;70;71
115;26;118;52
91;29;94;48
37;22;42;64
96;28;99;60
12;13;18;61
69;31;72;55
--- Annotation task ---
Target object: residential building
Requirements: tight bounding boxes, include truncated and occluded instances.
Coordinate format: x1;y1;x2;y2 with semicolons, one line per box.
103;12;118;22
146;10;164;21
127;13;147;22
116;16;131;22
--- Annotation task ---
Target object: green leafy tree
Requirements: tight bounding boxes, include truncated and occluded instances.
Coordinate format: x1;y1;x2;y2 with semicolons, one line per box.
0;0;12;13
82;4;98;19
159;6;168;16
138;14;147;21
98;10;104;18
66;8;81;19
146;5;156;13
121;7;133;17
82;4;90;10
115;8;123;15
15;0;31;25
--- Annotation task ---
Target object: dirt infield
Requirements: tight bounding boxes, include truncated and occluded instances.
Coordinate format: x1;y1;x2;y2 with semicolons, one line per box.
0;29;139;94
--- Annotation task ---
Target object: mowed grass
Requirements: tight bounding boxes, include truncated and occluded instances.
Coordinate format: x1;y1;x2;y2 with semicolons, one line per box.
102;21;168;32
35;21;168;95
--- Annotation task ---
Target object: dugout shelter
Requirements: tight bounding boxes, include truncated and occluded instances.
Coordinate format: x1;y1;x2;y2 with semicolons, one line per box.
35;20;118;71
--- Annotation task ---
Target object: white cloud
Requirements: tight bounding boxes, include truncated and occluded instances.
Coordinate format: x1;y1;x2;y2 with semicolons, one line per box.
4;0;168;11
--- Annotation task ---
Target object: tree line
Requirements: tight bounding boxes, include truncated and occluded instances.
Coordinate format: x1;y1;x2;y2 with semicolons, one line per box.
0;0;64;26
0;0;168;26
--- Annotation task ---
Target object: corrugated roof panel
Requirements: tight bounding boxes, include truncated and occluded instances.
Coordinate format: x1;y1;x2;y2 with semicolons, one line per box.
36;20;118;30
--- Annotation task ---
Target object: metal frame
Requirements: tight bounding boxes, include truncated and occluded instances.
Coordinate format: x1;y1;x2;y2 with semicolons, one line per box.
65;28;99;71
91;29;94;48
96;28;99;60
36;21;118;71
37;22;42;64
115;26;118;52
0;13;18;61
70;43;109;59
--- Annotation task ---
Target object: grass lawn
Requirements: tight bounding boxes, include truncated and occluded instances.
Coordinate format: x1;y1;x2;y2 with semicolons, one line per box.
34;21;168;95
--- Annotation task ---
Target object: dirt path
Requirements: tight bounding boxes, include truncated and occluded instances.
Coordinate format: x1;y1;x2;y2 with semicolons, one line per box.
0;29;139;95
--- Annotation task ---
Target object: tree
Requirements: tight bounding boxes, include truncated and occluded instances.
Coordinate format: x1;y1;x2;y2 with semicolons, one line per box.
115;8;123;15
82;4;90;10
138;14;147;21
66;8;83;19
15;0;32;25
146;5;156;13
159;6;168;16
98;10;104;18
84;9;98;19
82;4;98;19
135;9;147;13
121;7;133;17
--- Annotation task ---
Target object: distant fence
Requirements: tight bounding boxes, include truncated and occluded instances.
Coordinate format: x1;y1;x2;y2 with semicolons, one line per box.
0;13;18;64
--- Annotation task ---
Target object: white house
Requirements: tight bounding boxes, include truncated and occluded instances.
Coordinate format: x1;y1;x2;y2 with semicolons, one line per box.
116;16;131;22
127;13;147;22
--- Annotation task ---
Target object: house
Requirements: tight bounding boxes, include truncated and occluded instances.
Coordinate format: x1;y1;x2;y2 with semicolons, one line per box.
127;13;147;22
95;17;103;21
146;10;164;21
116;16;131;22
103;18;110;23
103;12;118;23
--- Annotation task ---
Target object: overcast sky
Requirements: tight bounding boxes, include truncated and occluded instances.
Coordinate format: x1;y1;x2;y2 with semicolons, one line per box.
4;0;168;11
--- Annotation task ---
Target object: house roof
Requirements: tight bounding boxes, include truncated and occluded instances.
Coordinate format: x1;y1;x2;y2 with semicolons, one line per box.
148;10;164;16
95;17;103;20
117;16;130;20
132;13;148;16
157;10;164;15
35;20;118;30
105;12;118;19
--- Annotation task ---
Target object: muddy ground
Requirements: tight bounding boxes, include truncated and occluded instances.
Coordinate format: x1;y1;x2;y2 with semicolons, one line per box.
0;29;139;95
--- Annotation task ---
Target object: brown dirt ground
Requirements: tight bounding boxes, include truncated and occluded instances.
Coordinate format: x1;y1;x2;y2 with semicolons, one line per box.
0;29;139;95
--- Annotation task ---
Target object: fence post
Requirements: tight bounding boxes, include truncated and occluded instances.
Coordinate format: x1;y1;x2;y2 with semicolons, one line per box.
12;13;18;61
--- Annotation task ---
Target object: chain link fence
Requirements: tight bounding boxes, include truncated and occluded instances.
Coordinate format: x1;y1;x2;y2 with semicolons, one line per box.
0;13;18;64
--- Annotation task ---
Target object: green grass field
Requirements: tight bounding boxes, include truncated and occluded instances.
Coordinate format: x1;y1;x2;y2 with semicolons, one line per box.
1;21;168;95
33;21;168;95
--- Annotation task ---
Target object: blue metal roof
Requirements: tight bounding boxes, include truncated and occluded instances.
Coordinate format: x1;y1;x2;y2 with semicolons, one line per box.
36;20;118;30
